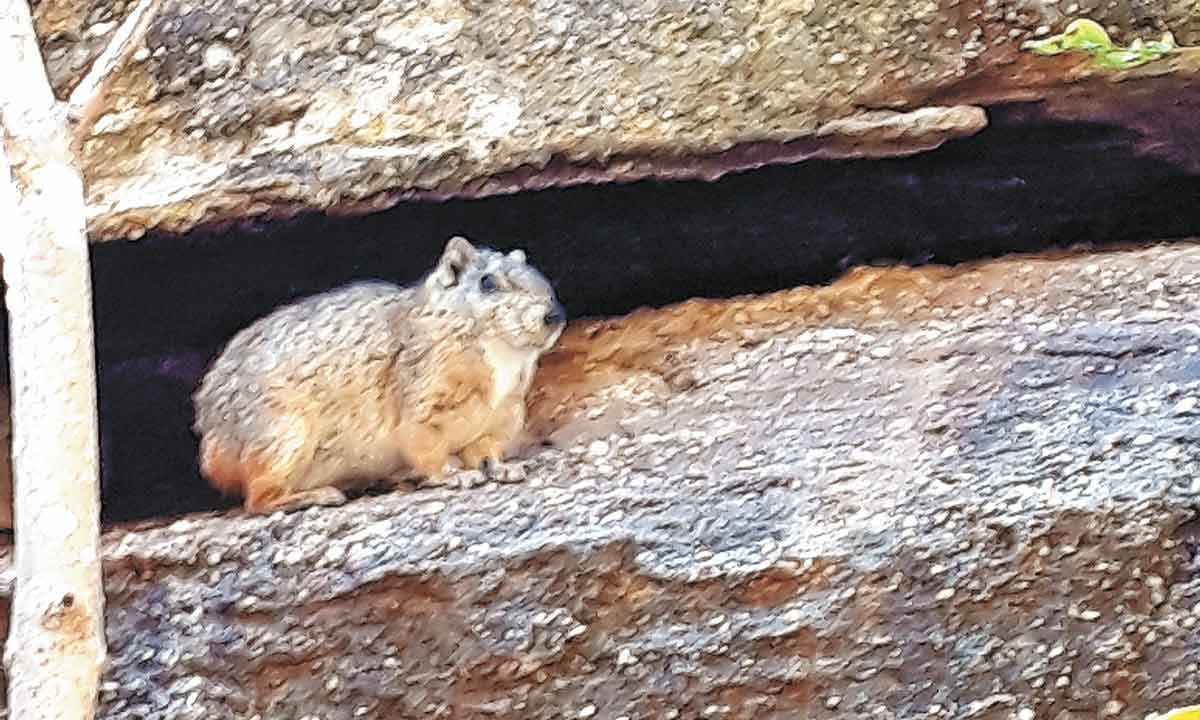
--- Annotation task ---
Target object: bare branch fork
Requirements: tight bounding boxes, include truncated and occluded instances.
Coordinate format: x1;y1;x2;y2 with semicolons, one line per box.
65;0;163;145
0;1;161;718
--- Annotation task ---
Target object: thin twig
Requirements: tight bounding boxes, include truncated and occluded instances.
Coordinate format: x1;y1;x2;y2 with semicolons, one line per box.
66;0;163;143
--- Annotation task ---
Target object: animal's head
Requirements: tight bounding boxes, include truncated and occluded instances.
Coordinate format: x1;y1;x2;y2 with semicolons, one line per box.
423;236;566;351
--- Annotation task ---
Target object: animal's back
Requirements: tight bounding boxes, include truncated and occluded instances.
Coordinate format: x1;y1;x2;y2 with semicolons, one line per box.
193;281;419;492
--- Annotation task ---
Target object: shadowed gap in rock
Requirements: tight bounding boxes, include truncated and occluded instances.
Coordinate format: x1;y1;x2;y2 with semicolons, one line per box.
7;105;1199;523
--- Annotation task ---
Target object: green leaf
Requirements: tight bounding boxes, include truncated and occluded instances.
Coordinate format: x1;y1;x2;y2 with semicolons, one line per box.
1021;18;1181;69
1094;49;1153;69
1060;18;1115;50
1022;18;1113;55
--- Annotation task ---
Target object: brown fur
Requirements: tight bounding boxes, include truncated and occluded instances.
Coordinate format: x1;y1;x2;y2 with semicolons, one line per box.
192;236;565;514
198;441;244;498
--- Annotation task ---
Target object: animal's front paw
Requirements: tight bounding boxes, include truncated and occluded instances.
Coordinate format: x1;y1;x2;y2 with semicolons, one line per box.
480;458;528;484
444;469;488;489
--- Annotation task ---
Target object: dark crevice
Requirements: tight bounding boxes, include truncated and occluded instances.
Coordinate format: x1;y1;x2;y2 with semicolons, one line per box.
55;103;1200;523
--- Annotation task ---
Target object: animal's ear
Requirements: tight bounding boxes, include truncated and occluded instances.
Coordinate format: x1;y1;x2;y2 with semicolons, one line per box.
431;236;477;287
508;249;526;264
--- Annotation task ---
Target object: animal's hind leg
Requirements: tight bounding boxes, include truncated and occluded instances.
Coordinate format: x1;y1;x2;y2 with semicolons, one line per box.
247;485;347;514
239;413;343;515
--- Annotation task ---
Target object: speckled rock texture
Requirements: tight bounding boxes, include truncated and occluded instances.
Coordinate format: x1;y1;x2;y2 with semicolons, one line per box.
28;0;1200;240
2;240;1200;718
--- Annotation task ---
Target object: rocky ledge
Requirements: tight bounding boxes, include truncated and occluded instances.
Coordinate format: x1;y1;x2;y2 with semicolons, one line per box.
0;240;1197;718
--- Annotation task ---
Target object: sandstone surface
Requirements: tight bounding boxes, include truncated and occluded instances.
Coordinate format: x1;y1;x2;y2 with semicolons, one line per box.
24;0;1200;240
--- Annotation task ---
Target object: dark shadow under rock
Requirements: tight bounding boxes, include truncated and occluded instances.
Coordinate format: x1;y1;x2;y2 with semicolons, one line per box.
81;107;1200;523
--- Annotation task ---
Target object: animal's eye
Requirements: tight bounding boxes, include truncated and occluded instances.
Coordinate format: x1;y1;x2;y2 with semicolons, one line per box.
479;274;498;293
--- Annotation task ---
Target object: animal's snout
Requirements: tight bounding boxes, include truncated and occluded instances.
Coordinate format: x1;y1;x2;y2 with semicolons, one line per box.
543;302;566;328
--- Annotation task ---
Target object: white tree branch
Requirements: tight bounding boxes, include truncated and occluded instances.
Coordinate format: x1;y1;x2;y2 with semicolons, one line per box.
0;1;61;142
65;0;163;142
1;1;110;718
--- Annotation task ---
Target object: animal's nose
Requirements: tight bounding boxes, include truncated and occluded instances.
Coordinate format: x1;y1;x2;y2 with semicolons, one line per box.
543;303;566;327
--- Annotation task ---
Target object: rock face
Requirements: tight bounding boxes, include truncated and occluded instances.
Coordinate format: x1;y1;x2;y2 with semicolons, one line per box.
25;0;1200;240
5;0;1200;716
1;241;1198;718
